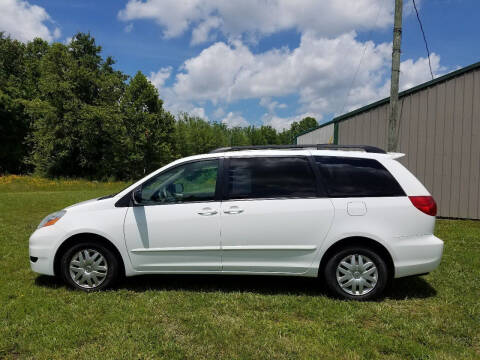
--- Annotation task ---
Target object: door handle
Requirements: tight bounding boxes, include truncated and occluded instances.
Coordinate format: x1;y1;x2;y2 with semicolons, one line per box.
223;206;244;214
197;208;218;216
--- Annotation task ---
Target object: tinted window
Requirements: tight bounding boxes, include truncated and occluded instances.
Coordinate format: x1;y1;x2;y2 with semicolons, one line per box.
227;157;317;199
315;156;405;197
140;159;218;204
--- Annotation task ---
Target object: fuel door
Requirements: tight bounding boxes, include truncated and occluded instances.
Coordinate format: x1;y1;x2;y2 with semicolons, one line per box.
347;201;367;216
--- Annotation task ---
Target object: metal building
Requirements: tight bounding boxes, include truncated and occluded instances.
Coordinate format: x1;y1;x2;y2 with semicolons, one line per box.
296;62;480;220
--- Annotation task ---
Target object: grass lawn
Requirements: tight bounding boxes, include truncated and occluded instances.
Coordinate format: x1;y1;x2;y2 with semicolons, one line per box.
1;175;479;359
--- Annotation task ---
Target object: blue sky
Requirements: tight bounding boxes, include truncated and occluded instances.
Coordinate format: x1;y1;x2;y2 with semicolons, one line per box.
1;0;479;129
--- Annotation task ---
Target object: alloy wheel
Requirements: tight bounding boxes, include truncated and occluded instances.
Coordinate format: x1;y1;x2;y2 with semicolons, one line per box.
335;254;378;296
69;249;108;289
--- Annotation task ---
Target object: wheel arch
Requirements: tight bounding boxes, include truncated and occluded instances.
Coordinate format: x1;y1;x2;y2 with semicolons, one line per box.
53;233;126;278
318;236;394;279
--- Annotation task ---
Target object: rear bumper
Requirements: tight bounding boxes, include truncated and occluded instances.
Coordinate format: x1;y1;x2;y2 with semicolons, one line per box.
391;234;444;278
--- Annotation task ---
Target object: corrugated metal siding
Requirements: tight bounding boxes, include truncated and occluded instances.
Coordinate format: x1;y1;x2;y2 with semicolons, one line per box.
337;68;480;219
296;124;334;144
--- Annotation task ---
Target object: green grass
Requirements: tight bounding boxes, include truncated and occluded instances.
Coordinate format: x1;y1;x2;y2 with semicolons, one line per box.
0;176;479;359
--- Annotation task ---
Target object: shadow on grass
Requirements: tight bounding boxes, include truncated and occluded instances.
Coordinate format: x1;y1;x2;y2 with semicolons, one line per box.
35;275;65;289
386;276;437;300
122;274;328;296
34;274;328;296
35;273;437;300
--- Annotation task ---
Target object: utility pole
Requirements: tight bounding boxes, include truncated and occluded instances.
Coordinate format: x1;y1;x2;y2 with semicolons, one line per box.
388;0;403;152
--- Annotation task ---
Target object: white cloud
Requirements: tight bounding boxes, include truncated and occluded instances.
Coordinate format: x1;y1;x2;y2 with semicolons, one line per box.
399;54;443;90
148;66;209;121
191;16;222;45
0;0;60;42
172;32;393;116
119;0;393;43
262;112;322;131
190;107;208;120
53;27;61;39
137;0;446;127
118;0;202;39
173;40;254;104
167;32;446;122
124;23;134;33
260;98;287;114
149;66;172;89
403;0;424;16
213;107;225;119
222;112;249;128
372;54;444;110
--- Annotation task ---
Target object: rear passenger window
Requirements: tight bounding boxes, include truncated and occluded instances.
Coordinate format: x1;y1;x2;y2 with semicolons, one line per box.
314;156;405;197
227;157;317;199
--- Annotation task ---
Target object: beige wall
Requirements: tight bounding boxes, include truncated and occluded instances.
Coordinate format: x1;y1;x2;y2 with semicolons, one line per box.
297;124;334;144
338;68;480;219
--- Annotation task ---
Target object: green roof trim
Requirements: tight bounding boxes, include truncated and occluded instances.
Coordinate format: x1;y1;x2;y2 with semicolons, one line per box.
333;122;339;145
295;60;480;144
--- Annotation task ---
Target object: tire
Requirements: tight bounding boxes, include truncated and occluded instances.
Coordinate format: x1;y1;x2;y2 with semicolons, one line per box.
60;241;120;291
323;246;389;301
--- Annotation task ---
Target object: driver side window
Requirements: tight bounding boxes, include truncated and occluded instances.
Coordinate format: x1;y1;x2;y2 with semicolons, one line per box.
140;159;219;205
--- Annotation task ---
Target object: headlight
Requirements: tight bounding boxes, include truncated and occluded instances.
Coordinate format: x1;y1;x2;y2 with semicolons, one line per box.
37;210;66;229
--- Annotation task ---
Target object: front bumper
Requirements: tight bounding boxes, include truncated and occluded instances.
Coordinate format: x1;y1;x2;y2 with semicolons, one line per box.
392;234;444;278
29;225;66;276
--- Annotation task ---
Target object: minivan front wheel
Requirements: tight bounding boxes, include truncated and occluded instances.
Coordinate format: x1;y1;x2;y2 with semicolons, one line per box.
324;246;389;300
60;242;119;291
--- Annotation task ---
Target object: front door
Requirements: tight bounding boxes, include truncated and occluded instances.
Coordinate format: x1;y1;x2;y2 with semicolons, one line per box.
220;156;334;274
124;158;222;272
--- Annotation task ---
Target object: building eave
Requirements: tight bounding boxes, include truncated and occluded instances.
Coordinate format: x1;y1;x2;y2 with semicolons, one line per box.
295;60;480;143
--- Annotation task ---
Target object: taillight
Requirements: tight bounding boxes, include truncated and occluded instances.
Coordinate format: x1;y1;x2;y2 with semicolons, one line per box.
409;196;437;216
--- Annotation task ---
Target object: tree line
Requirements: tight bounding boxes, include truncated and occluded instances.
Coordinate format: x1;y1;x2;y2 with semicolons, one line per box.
0;32;318;180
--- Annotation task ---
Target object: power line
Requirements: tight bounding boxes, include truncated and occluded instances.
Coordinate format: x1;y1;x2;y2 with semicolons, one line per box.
412;0;434;80
337;0;385;116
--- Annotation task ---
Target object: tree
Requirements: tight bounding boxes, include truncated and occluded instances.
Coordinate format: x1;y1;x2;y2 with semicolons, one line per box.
23;38;49;99
0;33;27;174
27;41;83;177
288;116;319;143
27;34;134;179
227;127;250;146
174;114;228;157
119;71;175;179
0;31;320;180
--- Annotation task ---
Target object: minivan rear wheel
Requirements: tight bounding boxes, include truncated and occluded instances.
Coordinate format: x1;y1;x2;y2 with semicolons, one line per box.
324;246;389;300
60;242;119;291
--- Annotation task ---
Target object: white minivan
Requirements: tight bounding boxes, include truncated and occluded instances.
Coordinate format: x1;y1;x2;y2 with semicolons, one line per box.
29;145;443;300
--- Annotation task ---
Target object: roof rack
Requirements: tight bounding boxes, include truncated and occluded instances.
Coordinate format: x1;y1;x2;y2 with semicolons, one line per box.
209;144;387;154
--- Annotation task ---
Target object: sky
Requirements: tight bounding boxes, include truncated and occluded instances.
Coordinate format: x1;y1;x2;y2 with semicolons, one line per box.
1;0;478;130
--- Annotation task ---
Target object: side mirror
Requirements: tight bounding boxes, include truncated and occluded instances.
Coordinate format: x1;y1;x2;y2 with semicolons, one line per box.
131;187;143;206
